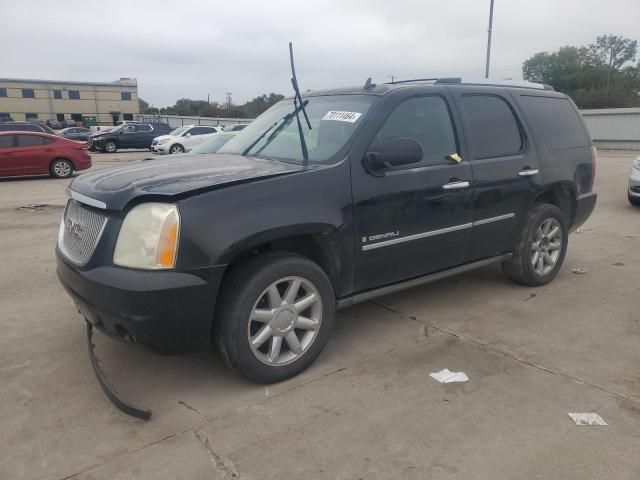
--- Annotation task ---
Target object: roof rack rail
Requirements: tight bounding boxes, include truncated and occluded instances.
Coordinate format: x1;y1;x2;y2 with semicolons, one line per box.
385;77;552;91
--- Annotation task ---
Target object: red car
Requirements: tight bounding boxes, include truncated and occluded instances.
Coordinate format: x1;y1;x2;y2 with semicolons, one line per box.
0;131;92;178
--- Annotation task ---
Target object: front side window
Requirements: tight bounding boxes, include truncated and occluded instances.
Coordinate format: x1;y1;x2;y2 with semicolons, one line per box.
370;96;458;168
53;90;62;99
17;135;45;147
137;124;152;132
68;90;80;100
220;95;374;164
22;89;35;98
461;95;523;159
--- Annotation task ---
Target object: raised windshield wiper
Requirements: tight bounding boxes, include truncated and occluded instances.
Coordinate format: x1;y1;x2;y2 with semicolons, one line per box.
289;42;311;165
242;99;309;157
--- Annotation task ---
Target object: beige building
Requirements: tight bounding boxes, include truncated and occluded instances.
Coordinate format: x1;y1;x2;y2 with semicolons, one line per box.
0;77;139;126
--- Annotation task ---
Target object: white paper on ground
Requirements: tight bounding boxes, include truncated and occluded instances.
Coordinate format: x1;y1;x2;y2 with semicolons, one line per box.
568;413;607;426
429;368;469;384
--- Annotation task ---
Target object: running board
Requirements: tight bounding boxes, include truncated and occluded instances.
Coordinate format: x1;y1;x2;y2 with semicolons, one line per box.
336;254;512;309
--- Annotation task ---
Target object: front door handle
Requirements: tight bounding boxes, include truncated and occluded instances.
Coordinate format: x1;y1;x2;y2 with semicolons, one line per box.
442;180;470;190
518;168;539;177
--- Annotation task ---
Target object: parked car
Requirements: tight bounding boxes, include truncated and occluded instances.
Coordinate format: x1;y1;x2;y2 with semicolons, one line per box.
0;121;56;135
0;131;91;178
46;119;63;130
56;78;596;386
629;156;640;206
187;131;237;153
58;127;92;142
151;125;222;154
62;119;78;128
88;122;172;152
223;124;248;132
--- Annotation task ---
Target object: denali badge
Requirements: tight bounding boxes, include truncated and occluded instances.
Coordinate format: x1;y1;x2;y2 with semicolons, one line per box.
363;231;400;242
65;218;84;239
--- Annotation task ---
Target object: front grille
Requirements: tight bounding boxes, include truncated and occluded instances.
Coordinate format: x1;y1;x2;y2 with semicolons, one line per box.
58;200;108;265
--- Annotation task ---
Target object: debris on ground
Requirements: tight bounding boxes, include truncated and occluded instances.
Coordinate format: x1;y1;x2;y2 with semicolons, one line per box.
525;293;537;301
429;369;469;384
571;268;587;275
568;413;607;426
612;262;625;267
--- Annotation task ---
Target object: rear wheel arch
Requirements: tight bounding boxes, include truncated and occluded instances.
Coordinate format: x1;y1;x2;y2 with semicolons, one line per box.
532;184;576;225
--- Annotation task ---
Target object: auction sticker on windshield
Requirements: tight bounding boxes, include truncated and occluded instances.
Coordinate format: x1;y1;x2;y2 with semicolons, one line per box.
322;111;362;123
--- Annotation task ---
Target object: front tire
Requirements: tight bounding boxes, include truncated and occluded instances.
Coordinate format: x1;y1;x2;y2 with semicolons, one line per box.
104;140;117;153
502;203;569;286
169;144;184;154
50;159;74;178
215;253;335;384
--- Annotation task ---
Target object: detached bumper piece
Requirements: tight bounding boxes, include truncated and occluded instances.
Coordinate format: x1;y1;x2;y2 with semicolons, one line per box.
86;322;152;421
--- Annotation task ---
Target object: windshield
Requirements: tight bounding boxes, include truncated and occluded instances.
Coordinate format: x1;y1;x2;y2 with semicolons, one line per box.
219;95;374;164
191;133;236;154
169;126;188;136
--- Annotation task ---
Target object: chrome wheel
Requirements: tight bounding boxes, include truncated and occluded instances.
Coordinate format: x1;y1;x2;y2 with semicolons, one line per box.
247;276;322;366
53;160;71;177
531;218;562;275
170;144;184;154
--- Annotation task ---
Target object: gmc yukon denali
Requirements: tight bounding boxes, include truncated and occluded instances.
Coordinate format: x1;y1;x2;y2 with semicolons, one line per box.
56;78;597;388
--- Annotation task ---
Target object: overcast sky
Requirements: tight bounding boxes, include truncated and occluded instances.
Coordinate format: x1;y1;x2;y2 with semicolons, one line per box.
2;0;638;107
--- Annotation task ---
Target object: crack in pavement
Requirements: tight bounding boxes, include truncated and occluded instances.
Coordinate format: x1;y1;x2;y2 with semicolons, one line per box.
370;299;640;409
193;429;240;479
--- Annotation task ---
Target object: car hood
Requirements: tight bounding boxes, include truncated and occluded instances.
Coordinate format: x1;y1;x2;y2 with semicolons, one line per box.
68;153;305;211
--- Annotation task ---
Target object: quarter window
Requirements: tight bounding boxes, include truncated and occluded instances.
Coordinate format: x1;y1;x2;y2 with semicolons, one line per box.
121;92;132;101
53;90;62;99
68;90;80;100
371;96;458;168
461;95;523;159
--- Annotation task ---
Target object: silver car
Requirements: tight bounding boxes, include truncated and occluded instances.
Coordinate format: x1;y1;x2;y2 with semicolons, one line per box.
629;156;640;206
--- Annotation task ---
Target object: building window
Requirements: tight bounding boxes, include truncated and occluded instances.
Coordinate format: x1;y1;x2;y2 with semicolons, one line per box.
22;89;35;98
0;112;12;121
0;88;6;97
53;89;62;99
71;113;83;122
68;90;80;100
123;113;133;121
25;113;39;120
121;91;132;101
56;113;65;122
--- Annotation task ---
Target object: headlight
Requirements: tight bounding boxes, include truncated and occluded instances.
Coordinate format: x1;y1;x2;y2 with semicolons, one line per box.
633;157;640;171
113;203;180;269
157;138;170;145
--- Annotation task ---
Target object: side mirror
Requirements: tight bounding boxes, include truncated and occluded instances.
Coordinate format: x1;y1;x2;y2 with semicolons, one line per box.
364;137;423;170
185;133;192;138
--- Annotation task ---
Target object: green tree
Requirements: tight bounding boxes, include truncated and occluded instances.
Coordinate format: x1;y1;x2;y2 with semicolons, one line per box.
523;35;639;108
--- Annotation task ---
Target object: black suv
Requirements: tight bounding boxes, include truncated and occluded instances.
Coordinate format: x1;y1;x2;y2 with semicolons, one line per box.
88;122;171;152
57;79;596;385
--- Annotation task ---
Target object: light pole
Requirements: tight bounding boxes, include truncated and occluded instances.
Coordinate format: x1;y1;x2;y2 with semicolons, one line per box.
485;0;495;78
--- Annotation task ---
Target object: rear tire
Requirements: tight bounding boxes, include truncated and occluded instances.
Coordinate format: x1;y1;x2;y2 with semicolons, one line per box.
214;252;335;384
628;193;640;206
502;203;568;286
50;159;74;178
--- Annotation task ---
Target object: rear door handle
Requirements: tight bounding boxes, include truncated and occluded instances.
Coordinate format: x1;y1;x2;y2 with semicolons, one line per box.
518;168;539;177
442;180;471;190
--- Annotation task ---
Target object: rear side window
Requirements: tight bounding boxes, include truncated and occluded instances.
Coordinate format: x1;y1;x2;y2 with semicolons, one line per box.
520;96;590;150
0;135;15;148
461;95;523;159
17;135;45;147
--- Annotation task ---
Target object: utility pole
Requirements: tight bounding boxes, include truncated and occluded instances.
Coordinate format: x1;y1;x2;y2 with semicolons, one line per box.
207;93;210;104
485;0;495;79
388;74;396;84
225;92;232;112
